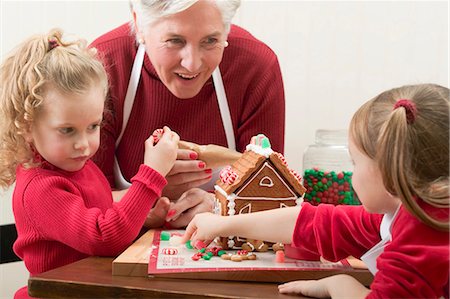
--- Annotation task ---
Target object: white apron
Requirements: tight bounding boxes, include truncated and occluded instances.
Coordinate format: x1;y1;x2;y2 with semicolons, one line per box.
113;44;235;193
361;204;401;274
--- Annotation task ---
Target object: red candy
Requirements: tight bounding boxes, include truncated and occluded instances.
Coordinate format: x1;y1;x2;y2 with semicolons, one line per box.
152;128;164;144
220;166;238;185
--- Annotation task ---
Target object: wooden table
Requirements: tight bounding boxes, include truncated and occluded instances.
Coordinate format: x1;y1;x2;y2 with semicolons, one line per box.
28;256;373;298
28;256;306;298
28;230;373;298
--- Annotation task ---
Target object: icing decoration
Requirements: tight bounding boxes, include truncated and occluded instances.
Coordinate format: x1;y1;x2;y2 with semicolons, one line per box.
152;128;164;144
245;144;273;157
289;168;302;183
276;152;288;166
238;203;251;214
220;166;238;184
250;134;271;149
235;162;297;200
259;176;274;187
227;197;236;215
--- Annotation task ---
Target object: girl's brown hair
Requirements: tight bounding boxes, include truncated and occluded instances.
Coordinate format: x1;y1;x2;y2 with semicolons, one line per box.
350;83;449;231
0;28;108;189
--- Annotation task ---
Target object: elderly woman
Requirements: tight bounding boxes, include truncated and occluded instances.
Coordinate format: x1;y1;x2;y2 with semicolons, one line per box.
91;0;285;228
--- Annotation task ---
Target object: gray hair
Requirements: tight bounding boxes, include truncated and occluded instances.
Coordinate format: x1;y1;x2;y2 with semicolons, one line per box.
129;0;241;36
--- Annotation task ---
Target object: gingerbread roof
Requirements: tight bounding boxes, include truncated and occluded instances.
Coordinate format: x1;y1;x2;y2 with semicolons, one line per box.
216;148;306;197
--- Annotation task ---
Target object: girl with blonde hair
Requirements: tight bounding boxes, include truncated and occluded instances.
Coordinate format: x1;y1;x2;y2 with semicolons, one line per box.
0;29;179;298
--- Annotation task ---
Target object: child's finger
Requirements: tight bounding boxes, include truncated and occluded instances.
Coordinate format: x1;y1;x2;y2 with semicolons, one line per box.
145;135;155;147
181;221;196;243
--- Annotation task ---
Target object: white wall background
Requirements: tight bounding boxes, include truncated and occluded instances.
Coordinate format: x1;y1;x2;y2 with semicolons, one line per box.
0;1;448;298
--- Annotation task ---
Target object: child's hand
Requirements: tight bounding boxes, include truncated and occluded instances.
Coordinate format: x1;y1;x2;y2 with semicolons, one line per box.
181;212;224;246
278;275;369;298
144;126;179;177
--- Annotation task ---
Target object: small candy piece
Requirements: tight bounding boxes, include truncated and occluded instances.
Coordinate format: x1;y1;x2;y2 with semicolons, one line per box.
231;254;243;262
191;252;203;261
202;254;212;260
237;250;248;255
275;250;285;263
219;166;238;185
242;242;255;252
254;240;269;252
194;240;206;250
221;254;232;260
199;248;206;253
152;128;164;144
247;253;257;260
209;246;221;256
185;240;194;249
160;231;171;241
272;243;284;252
217;250;227;257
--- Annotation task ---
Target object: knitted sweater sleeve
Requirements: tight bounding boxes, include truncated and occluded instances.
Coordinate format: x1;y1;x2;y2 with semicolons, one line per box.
291;203;382;261
19;164;166;256
367;207;449;299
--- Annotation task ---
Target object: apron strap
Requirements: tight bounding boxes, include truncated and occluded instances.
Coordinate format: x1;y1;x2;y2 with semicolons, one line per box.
212;67;236;150
116;43;146;147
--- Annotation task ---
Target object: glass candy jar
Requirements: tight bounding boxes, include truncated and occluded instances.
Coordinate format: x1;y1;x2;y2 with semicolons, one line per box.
302;129;360;206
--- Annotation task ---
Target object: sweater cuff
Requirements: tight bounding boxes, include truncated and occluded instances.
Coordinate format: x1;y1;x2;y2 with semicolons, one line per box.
289;202;321;261
130;164;167;196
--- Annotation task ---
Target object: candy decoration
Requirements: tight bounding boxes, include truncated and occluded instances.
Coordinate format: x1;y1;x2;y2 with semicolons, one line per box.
289;168;303;183
275;250;285;263
152;128;164;144
303;168;360;206
220;166;238;185
185;240;193;249
276;153;288;166
194;240;206;250
160;231;170;241
250;134;271;149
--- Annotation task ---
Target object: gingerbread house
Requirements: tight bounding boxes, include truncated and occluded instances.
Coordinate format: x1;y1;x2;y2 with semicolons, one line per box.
214;134;306;249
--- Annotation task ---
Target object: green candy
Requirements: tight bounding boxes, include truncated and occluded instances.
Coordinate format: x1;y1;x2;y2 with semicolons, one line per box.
185;240;193;249
160;231;170;241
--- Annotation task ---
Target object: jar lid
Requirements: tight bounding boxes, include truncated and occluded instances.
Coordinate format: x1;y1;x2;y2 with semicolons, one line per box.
315;129;348;145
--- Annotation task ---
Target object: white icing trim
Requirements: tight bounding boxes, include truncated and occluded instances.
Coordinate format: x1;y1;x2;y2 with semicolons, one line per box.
259;176;274;187
235;196;296;201
236;162;297;200
296;196;304;206
213;198;221;215
239;203;252;214
245;242;255;251
245;144;273;157
214;185;228;197
227;196;236;215
227;237;235;248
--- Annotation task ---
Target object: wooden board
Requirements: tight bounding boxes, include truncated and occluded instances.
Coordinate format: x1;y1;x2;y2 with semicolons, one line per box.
113;229;371;285
112;230;155;277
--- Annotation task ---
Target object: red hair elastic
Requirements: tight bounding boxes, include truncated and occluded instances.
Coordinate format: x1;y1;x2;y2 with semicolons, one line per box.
394;99;417;124
48;39;59;50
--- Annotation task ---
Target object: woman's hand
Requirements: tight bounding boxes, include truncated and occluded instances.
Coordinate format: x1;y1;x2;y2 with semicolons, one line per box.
162;149;213;200
165;188;215;228
143;197;171;228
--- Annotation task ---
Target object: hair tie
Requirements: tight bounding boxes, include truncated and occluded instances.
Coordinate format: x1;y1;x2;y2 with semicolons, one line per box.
394;99;417;124
48;39;59;51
